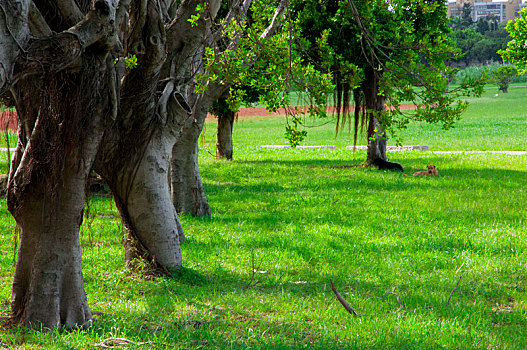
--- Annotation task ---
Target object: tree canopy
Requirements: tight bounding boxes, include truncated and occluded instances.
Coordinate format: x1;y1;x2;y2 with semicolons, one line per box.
500;8;527;72
291;0;483;158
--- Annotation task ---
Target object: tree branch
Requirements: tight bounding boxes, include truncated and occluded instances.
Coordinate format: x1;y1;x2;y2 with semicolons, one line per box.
330;279;359;316
50;0;84;27
445;276;462;307
259;0;289;40
164;0;220;84
28;1;52;37
219;0;251;36
386;288;405;311
0;0;30;93
12;0;119;83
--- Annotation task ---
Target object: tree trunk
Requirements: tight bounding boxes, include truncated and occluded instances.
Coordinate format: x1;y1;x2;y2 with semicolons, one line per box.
216;109;235;160
95;86;191;270
10;169;93;329
367;117;387;163
93;0;195;271
362;67;387;164
168;0;289;216
170;84;228;217
99;129;185;270
8;56;113;328
171;120;211;216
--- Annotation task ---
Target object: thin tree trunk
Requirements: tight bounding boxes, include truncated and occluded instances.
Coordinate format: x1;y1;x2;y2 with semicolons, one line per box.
367;117;387;163
363;68;387;164
216;109;235;160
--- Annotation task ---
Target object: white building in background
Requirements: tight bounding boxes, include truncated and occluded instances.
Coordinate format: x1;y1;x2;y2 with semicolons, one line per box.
447;0;527;22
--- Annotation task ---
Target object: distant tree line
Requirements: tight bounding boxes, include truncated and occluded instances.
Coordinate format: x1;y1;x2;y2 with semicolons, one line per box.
448;3;511;66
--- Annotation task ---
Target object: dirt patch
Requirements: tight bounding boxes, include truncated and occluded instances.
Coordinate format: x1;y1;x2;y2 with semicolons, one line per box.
1;104;419;130
212;104;418;118
0;111;16;131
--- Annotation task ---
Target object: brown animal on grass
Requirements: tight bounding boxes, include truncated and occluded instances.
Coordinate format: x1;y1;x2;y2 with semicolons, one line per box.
413;165;438;177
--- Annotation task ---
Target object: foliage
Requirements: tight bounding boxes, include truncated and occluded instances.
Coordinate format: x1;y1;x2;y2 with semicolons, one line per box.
461;2;473;28
292;0;484;145
500;8;527;74
220;87;527;151
187;2;207;27
450;63;527;86
113;54;138;69
449;22;510;66
284;114;307;147
199;1;334;147
490;65;518;92
1;87;527;349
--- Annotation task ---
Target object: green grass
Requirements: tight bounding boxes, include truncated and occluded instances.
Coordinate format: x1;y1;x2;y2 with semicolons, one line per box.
0;88;526;349
210;86;527;151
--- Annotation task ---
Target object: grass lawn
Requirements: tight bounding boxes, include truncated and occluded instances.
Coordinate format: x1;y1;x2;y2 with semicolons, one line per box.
0;87;526;349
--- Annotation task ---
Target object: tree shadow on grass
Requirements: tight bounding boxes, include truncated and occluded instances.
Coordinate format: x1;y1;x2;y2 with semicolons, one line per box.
137;157;527;348
84;259;523;350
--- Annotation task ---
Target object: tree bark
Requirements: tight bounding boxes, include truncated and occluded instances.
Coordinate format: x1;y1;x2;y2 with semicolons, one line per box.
169;0;288;216
93;0;195;271
171;84;227;216
171;118;211;216
216;109;235;160
8;58;114;329
4;0;121;329
0;0;30;93
95;86;191;270
367;117;387;163
362;68;387;164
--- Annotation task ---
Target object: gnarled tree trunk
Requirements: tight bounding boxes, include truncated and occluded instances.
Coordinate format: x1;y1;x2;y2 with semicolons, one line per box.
8;57;114;329
169;0;288;215
95;84;191;270
4;0;122;329
92;0;210;271
0;0;30;93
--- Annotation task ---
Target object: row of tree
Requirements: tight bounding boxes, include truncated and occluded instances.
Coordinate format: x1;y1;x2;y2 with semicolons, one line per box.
448;4;511;66
0;0;493;330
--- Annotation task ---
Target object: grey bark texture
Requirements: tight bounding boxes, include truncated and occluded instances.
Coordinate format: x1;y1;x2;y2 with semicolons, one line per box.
170;81;228;216
93;0;222;266
0;0;30;93
8;53;115;330
94;0;187;271
0;0;290;329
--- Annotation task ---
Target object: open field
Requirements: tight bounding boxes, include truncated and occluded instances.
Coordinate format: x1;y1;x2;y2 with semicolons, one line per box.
202;85;527;151
0;87;526;349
